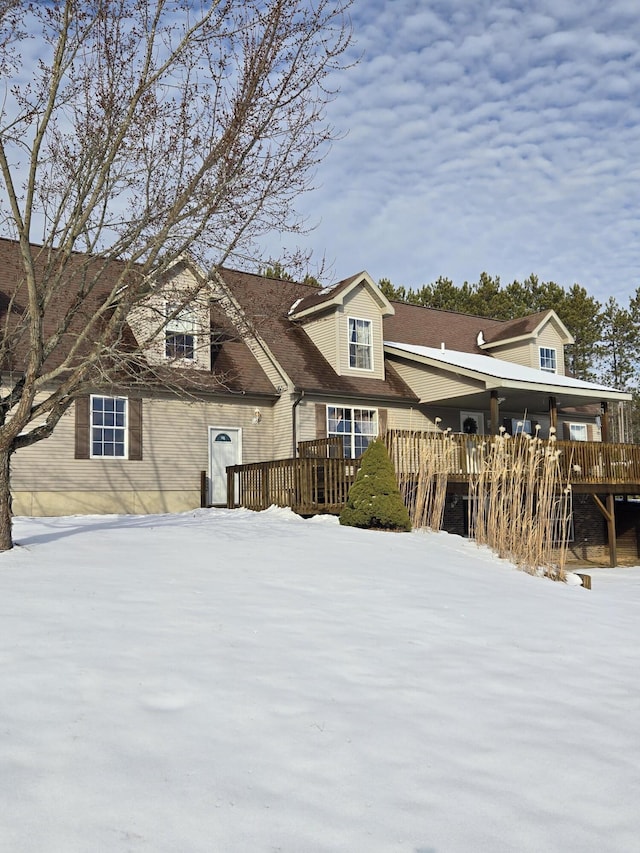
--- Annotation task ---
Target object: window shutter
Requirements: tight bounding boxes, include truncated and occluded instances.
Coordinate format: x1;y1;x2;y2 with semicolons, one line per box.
378;408;388;437
128;398;143;461
75;396;90;459
315;403;327;438
562;422;570;440
587;424;595;441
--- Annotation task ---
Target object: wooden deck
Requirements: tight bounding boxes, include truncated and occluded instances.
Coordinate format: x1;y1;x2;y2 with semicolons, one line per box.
225;433;640;515
386;430;640;493
226;456;361;514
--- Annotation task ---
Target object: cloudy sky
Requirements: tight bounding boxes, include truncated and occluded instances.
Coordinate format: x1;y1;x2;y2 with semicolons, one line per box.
263;0;640;304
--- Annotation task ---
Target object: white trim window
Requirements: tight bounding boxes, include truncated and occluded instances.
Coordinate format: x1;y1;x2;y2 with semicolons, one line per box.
539;347;557;373
568;423;588;441
91;395;127;458
166;303;196;360
327;406;377;458
348;318;373;370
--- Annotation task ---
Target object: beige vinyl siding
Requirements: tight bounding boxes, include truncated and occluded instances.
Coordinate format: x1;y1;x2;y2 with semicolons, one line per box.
485;320;567;374
537;322;566;375
12;395;274;515
128;267;212;371
383;406;436;431
294;398;435;446
301;313;338;371
272;395;295;459
337;289;385;380
485;341;534;370
296;398;320;446
390;358;485;403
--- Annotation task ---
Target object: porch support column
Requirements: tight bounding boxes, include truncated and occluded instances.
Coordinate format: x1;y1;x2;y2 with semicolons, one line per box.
607;493;618;567
600;401;610;443
592;492;618;568
549;396;558;433
490;390;501;435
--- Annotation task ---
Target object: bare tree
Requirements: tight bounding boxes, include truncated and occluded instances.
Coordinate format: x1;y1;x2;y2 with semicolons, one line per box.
0;0;352;549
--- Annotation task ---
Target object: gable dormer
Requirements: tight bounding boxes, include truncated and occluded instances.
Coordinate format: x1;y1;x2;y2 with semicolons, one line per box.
128;260;213;371
477;309;574;376
288;272;394;381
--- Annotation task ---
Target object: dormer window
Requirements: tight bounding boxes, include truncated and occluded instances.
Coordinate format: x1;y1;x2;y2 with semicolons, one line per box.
348;317;373;370
166;303;196;360
539;347;557;373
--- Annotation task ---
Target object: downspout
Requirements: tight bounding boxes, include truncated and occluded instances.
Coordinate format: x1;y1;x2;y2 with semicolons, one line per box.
292;390;304;457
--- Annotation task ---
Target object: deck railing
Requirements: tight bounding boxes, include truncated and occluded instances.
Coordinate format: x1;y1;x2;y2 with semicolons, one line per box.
297;436;344;458
385;430;640;487
227;456;361;513
225;432;640;515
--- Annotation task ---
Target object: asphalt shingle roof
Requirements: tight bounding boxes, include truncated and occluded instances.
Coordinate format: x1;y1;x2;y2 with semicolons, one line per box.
219;269;417;401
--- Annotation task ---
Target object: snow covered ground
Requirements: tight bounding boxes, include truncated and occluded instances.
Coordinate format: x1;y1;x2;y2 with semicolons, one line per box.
1;507;639;853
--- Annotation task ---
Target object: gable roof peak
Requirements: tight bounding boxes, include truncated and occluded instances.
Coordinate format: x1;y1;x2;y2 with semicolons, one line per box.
480;308;574;348
288;270;394;319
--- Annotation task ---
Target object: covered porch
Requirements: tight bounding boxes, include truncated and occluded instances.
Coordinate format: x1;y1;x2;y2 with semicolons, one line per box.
383;340;632;442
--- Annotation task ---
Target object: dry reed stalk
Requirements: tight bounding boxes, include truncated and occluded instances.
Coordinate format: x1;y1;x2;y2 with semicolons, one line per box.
387;427;573;580
386;427;459;532
411;431;456;530
456;427;572;579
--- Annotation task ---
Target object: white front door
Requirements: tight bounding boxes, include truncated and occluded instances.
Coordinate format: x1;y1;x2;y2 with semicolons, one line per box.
209;427;241;505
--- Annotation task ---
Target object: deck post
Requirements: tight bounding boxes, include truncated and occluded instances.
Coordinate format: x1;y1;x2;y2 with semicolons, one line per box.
606;492;617;567
226;466;235;509
262;463;270;509
592;492;618;568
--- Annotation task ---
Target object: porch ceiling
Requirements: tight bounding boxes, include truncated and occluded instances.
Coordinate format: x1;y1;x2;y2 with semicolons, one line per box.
424;386;605;415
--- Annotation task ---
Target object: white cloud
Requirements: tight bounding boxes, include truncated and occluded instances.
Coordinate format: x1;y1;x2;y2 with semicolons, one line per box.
260;1;640;303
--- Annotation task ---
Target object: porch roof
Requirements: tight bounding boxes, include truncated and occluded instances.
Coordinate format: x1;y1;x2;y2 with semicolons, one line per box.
384;341;632;409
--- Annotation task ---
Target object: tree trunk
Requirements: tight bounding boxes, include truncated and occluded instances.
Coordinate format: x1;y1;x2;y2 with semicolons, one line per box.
0;446;14;551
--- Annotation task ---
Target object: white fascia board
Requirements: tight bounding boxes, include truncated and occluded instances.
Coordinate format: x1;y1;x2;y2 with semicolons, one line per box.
479;310;575;349
289;272;395;320
494;377;631;401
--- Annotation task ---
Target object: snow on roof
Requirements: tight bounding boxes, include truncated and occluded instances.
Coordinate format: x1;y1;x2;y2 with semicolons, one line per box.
287;297;303;315
384;341;626;395
316;280;344;296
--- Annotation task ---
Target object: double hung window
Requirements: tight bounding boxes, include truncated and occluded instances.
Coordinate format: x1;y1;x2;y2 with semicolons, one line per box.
166;304;196;360
91;396;127;458
348;318;373;370
568;423;588;441
327;406;377;458
539;347;557;373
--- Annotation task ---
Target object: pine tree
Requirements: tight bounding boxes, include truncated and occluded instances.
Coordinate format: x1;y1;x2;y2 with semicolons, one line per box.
378;277;408;301
339;440;411;531
598;297;637;389
561;284;602;381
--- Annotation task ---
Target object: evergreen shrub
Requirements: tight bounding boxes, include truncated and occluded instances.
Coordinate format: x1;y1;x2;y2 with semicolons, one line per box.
339;439;412;532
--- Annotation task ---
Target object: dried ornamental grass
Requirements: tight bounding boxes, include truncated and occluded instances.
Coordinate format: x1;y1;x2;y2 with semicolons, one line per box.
386;427;572;580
